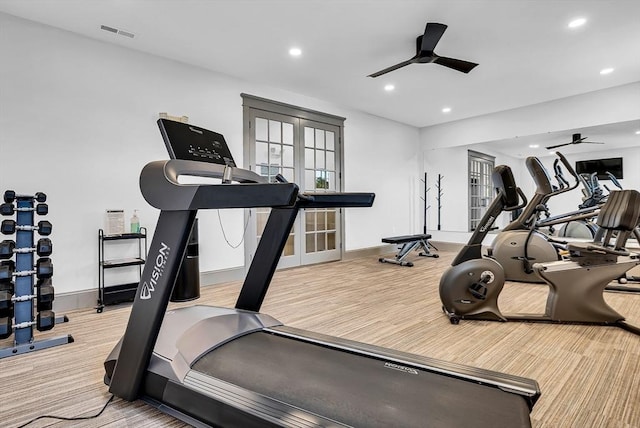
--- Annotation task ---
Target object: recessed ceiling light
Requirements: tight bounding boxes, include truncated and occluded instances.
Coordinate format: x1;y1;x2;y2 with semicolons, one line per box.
635;130;640;135
289;47;302;57
529;144;539;148
600;67;614;75
384;84;395;91
568;18;587;28
442;107;452;113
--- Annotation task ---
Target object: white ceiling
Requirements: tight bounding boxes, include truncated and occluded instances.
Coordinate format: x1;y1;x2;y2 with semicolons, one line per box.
1;0;639;153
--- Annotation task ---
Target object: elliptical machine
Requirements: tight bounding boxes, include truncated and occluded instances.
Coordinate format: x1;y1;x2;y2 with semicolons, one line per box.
438;164;527;322
490;153;583;283
440;163;640;335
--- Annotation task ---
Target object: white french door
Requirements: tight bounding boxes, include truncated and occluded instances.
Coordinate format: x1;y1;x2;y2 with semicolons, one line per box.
245;108;343;269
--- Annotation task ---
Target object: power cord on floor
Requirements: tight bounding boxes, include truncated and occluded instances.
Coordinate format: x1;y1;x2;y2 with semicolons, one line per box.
16;394;115;427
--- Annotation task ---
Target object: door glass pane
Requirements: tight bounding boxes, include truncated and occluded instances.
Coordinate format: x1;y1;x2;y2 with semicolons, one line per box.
327;232;336;250
326;171;336;191
255;118;268;141
305;127;314;147
316;171;327;190
315;129;325;149
317;211;326;231
305;148;315;169
326;151;335;170
256;142;269;167
306;211;316;232
305;170;315;191
326;131;335;150
327;210;336;229
283;122;293;145
257;209;270;235
317;233;326;251
316;149;325;169
282;145;294;167
282;167;294;183
283;235;294;256
270;144;282;167
269;120;281;143
306;233;315;253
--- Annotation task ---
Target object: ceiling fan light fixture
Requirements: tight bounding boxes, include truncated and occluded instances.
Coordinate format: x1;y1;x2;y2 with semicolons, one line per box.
600;67;614;75
568;18;587;28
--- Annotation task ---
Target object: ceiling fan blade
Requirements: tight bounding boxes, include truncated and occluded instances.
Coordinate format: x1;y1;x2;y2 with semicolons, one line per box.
433;56;479;73
545;142;571;149
368;58;416;78
421;22;447;52
582;141;605;145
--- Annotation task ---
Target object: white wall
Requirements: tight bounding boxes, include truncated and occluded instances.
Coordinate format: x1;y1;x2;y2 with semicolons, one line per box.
0;13;420;296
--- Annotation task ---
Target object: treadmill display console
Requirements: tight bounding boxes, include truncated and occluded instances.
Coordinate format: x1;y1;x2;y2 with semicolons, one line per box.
157;119;236;167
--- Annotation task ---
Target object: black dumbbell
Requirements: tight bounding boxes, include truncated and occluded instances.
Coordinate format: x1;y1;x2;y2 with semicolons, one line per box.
0;281;14;317
0;261;14;282
1;220;52;235
37;310;55;331
0;203;13;216
3;191;46;203
36;278;54;312
0;203;48;216
0;239;53;259
3;190;15;203
0;316;12;339
0;258;52;281
36;258;53;279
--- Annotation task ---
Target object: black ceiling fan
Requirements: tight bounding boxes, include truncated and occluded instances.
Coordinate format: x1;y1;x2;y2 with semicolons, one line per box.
545;133;605;150
367;22;479;78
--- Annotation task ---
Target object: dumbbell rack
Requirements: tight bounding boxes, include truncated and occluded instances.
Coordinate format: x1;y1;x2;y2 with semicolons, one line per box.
0;191;73;359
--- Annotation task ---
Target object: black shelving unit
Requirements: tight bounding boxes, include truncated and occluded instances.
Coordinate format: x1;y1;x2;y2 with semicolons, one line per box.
97;228;147;313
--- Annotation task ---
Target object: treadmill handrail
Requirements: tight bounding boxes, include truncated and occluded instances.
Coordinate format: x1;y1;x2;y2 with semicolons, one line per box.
296;192;375;208
140;160;299;210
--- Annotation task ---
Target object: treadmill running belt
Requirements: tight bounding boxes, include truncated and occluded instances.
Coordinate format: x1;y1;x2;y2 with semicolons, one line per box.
192;331;531;427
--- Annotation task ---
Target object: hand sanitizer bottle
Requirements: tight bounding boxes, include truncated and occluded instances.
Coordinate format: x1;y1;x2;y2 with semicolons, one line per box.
130;210;140;233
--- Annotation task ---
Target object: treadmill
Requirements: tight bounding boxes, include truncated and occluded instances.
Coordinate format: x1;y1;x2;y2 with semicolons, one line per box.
104;119;541;427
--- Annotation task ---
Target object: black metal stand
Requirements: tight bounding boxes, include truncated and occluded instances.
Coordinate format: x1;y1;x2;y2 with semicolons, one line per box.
436;174;444;231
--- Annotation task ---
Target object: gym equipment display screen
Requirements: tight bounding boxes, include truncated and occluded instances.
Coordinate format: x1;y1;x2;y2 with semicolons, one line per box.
575;157;623;180
158;119;236;167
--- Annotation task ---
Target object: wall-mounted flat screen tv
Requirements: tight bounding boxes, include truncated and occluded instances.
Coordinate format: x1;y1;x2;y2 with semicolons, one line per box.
575;157;623;180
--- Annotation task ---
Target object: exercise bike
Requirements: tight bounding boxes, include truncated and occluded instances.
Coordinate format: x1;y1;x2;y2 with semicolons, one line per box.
490;153;591;283
439;163;640;335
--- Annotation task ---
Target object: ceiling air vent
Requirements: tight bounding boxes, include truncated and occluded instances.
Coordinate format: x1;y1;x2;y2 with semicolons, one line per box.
100;25;135;39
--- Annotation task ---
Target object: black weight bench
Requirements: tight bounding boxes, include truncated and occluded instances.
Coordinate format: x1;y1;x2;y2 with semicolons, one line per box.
379;234;439;267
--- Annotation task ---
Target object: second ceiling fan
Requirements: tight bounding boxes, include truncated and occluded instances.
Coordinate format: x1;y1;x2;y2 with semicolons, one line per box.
368;22;479;78
546;133;605;150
